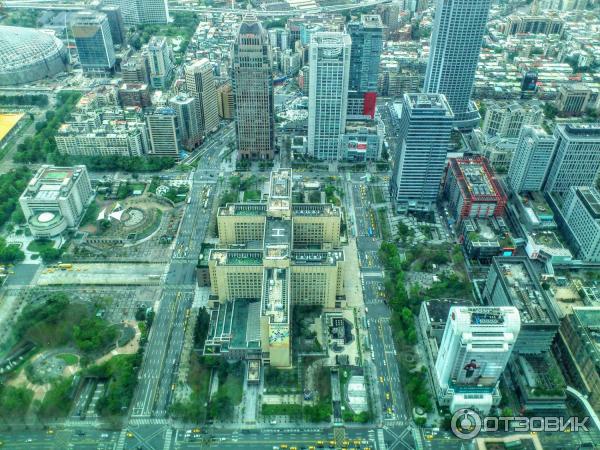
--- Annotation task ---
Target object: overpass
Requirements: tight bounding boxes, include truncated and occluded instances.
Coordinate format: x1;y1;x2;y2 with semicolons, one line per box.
566;386;600;432
4;0;391;16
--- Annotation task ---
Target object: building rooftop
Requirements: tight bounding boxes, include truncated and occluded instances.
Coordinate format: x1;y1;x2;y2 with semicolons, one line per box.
292;203;340;216
263;267;289;325
209;249;263;266
492;257;559;326
264;217;291;246
572;307;600;367
21;165;85;201
575;186;600;220
449;157;503;200
559;123;600;140
405;93;453;116
291;250;344;265
422;298;474;325
219;203;267;216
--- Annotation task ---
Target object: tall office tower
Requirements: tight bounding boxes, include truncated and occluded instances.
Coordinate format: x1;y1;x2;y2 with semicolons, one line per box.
99;5;126;46
147;36;173;89
102;0;168;25
146;107;180;158
434;306;520;413
562;186;600;262
481;100;543;139
390;93;454;212
184;59;220;137
307;32;351;160
101;0;140;26
424;0;492;129
71;11;116;74
377;2;400;37
142;0;169;24
543;124;600;194
231;16;275;160
347;15;383;119
169;94;201;150
507;126;556;194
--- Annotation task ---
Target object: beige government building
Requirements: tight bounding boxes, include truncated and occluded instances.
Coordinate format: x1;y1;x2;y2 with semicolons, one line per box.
202;169;344;367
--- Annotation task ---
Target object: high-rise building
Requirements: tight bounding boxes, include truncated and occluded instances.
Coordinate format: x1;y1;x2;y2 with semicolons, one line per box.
377;2;400;37
169;93;201;150
483;257;560;355
507;126;556;194
184;59;219;137
142;0;169;24
101;0;168;25
99;5;126;46
146;107;180;158
390;93;454;212
347;15;383;119
424;0;492;129
202;169;344;367
19;165;94;238
231;16;275;160
147;37;173;89
543;124;600;194
71;11;116;74
307;32;351;160
434;306;520;413
561;186;600;262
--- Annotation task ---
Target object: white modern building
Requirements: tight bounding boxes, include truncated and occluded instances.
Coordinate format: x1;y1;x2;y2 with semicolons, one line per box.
562;186;600;262
424;0;492;129
19;166;94;238
434;306;520;414
543;124;600;194
147;36;173;89
390;93;454;212
507;126;556;194
482;101;543;139
307;32;351;160
184;59;219;137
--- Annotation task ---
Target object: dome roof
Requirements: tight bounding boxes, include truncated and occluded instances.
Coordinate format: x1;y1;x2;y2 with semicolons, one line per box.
0;25;67;86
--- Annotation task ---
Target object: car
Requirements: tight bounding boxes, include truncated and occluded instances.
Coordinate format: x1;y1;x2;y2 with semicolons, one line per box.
379;376;384;383
127;432;134;438
26;439;33;443
385;392;390;400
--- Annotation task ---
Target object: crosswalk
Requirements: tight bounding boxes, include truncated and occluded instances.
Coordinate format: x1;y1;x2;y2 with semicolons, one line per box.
128;417;169;426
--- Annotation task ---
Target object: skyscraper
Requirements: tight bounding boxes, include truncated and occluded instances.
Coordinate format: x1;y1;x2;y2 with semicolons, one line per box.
347;15;383;119
99;5;126;46
71;11;116;74
434;306;520;413
169;94;201;150
102;0;168;25
185;59;220;138
348;15;383;92
146;107;180;158
390;93;454;212
543;124;600;194
507;126;556;194
424;0;492;129
231;16;275;160
307;32;351;160
147;36;173;89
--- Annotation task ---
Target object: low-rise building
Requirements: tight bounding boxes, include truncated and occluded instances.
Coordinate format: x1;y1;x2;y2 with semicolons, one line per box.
556;84;599;116
460;217;514;263
443;157;507;223
19;165;94;238
118;83;151;108
341;119;383;161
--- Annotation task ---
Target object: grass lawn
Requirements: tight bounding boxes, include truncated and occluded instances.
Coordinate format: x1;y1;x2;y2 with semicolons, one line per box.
243;190;261;202
376;208;391;241
27;239;55;253
221;369;244;405
56;353;79;365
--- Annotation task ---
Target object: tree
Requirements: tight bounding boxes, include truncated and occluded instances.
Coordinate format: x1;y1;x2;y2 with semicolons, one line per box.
0;237;25;264
0;385;33;418
39;248;63;264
